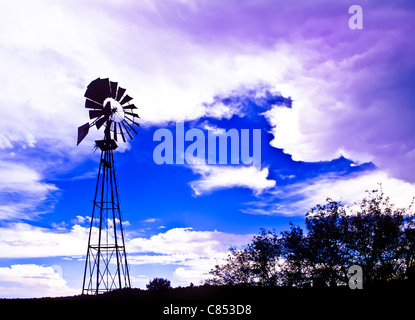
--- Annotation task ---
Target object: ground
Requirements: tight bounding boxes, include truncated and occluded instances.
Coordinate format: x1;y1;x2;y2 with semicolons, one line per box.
2;282;409;318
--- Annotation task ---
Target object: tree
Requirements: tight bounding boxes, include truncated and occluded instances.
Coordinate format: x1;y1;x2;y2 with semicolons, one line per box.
206;229;281;286
146;278;172;291
246;228;281;286
279;223;311;288
344;187;411;284
401;218;415;280
282;188;414;287
205;247;254;286
303;199;351;287
206;186;415;288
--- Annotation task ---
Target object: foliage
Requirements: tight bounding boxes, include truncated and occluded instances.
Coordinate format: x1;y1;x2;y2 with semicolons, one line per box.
206;229;281;286
206;187;415;288
146;277;172;291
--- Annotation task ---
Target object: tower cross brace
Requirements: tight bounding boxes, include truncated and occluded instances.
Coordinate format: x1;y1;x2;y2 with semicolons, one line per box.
82;141;131;295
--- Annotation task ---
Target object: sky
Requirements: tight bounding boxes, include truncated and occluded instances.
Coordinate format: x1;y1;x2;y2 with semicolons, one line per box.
0;0;415;298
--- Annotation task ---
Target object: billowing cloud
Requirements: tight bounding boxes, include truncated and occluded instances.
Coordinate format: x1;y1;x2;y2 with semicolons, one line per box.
1;0;414;187
0;223;88;258
189;163;276;196
0;220;250;260
0;264;78;298
128;227;252;287
259;2;415;183
142;0;415;183
129;227;250;256
0;222;252;291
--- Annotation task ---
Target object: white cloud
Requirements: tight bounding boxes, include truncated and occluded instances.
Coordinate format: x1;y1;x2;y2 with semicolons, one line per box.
0;223;251;267
0;1;413;218
0;0;301;153
128;254;222;287
173;266;211;287
128;227;250;256
0;264;78;298
262;23;415;183
189;162;276;196
245;170;415;216
0;161;57;219
0;222;252;290
0;223;88;258
128;253;200;265
0;161;56;196
0;1;293;222
128;227;252;287
142;218;159;223
289;170;415;213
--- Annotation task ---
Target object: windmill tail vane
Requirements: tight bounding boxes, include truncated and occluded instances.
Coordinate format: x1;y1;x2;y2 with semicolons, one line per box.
77;77;139;295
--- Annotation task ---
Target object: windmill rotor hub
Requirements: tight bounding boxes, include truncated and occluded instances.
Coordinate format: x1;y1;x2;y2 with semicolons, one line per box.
103;97;124;123
77;77;140;147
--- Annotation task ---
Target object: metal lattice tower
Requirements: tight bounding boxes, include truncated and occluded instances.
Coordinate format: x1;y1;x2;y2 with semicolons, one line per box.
77;78;140;294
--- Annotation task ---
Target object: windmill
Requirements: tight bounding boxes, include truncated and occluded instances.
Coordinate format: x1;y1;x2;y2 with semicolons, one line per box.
77;77;139;295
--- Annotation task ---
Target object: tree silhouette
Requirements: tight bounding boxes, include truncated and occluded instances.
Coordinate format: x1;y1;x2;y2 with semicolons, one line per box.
342;188;412;284
146;278;172;291
206;229;281;286
302;199;352;287
279;223;311;287
248;228;281;286
206;187;415;288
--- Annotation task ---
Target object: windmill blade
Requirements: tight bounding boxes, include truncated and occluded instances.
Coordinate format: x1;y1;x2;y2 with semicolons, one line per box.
89;110;104;119
118;123;126;142
84;78;111;105
110;81;118;99
124;111;140;118
120;95;133;105
122;104;137;110
113;121;118;141
125;115;140;127
77;122;90;145
123;119;137;135
95;115;108;130
85;99;103;109
121;121;133;140
116;87;126;101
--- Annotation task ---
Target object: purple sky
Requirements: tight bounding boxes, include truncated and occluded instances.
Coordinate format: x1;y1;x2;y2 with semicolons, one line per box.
0;0;415;297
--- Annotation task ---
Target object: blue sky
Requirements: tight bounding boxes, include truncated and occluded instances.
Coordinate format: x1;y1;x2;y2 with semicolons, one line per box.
1;0;415;297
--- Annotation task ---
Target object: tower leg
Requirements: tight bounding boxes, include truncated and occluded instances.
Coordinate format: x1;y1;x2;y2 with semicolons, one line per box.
82;149;131;295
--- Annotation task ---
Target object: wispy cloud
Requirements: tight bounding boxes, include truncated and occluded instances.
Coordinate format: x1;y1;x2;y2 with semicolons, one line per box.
0;161;58;219
243;170;415;216
141;218;159;223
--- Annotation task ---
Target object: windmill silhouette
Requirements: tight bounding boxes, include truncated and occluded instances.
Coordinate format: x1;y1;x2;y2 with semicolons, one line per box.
77;78;139;295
